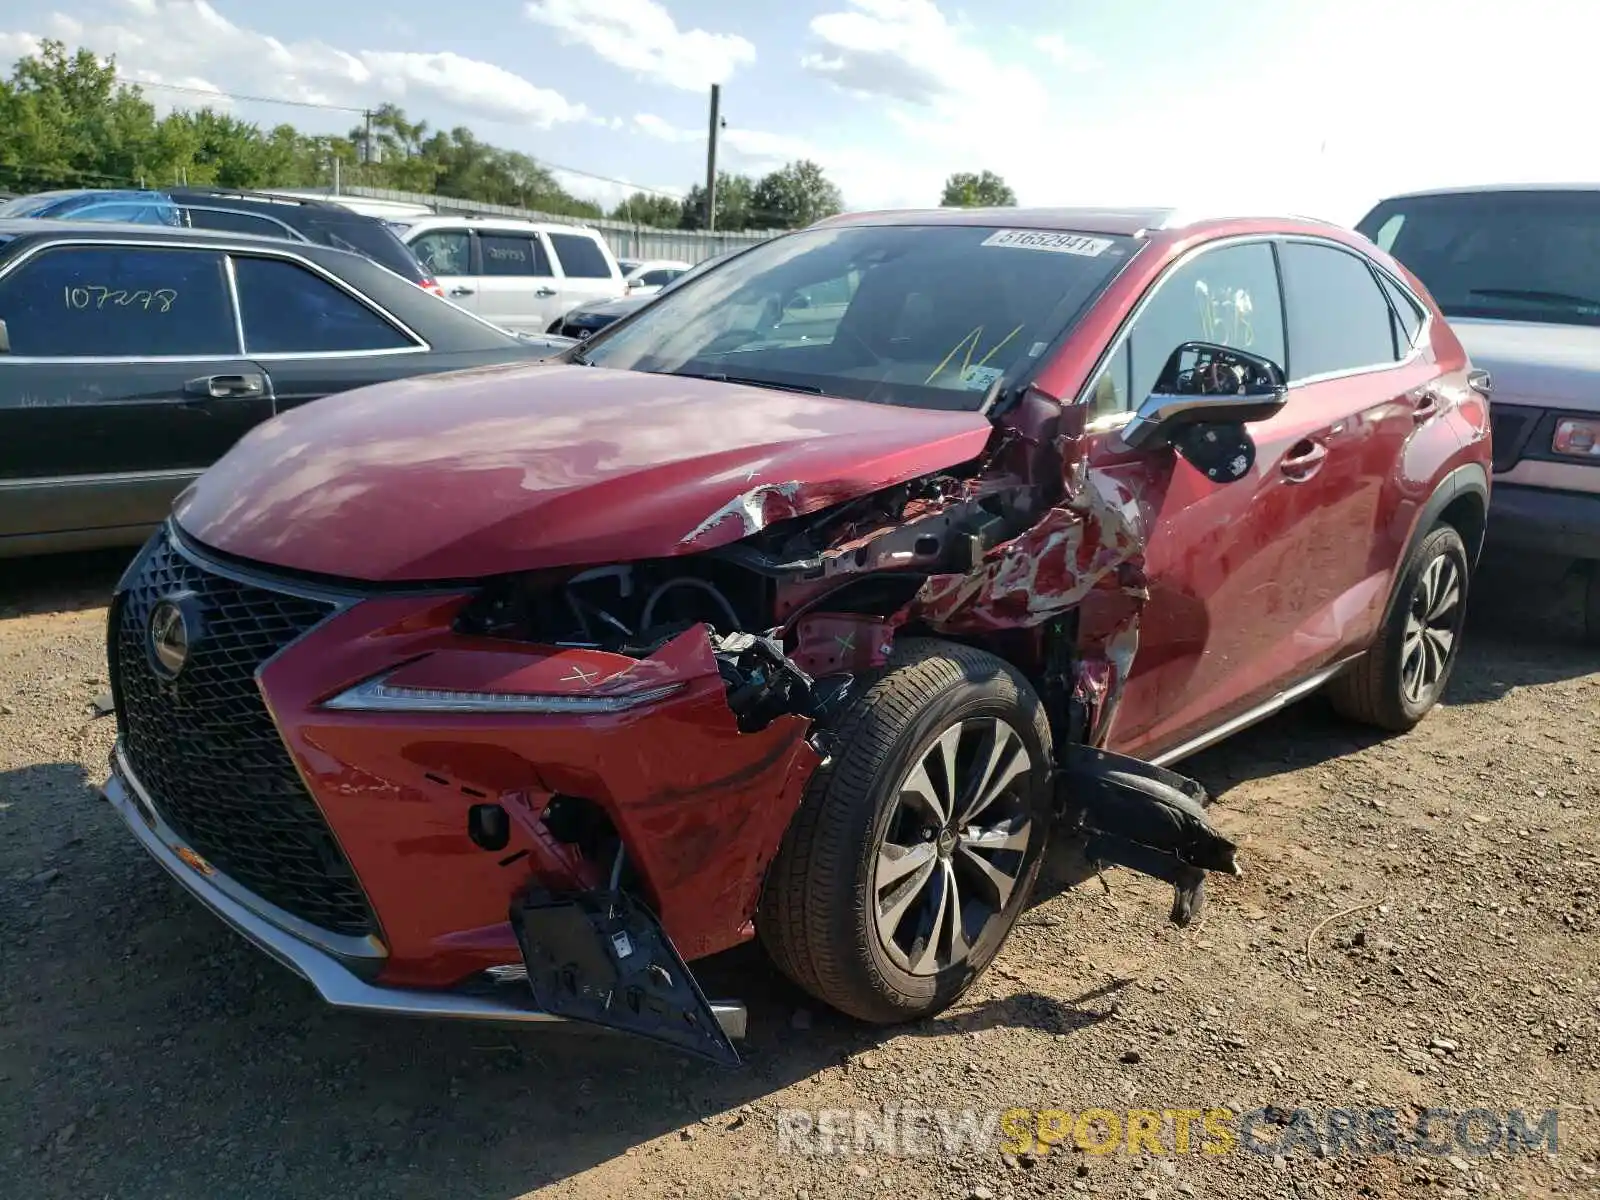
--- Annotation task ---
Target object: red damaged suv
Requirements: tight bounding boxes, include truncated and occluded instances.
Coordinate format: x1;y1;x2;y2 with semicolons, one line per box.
103;208;1491;1063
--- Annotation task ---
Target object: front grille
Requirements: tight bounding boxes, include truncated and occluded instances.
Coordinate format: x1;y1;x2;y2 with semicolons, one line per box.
1489;406;1535;473
113;529;377;937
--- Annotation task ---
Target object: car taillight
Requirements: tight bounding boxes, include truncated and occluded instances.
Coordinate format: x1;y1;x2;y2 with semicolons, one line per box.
420;277;445;297
1552;417;1600;458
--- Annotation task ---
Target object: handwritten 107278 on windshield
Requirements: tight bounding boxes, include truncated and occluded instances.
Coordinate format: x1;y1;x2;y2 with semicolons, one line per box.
64;285;177;313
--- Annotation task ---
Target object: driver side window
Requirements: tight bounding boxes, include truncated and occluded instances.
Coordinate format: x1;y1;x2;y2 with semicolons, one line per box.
1087;241;1286;421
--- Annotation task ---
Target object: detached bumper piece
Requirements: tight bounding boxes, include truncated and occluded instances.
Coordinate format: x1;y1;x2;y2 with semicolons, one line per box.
513;888;742;1067
1058;747;1241;926
105;745;749;1044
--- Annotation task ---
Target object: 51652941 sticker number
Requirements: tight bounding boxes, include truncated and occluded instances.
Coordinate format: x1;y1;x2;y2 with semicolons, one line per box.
64;285;177;313
980;230;1114;257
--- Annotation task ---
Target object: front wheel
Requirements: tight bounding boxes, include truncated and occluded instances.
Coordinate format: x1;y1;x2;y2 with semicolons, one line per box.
1329;523;1471;731
757;639;1054;1024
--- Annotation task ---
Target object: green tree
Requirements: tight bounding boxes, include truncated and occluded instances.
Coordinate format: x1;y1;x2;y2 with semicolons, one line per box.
751;159;844;229
940;170;1017;208
0;40;638;223
612;191;681;227
678;172;758;231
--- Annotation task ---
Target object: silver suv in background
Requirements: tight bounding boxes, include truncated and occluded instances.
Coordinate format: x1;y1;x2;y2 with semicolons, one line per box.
1358;185;1600;641
396;216;625;335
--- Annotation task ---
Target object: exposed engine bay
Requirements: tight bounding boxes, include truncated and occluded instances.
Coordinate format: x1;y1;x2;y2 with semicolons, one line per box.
454;404;1241;936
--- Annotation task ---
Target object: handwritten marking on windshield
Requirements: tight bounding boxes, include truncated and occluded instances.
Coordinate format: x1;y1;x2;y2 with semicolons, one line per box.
65;286;177;313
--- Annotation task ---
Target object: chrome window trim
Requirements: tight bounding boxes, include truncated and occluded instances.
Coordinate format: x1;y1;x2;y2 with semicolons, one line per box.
222;253;247;354
0;234;431;361
1075;233;1432;420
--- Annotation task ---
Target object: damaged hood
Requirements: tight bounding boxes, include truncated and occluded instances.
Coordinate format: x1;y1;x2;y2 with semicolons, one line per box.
1451;317;1600;412
174;362;994;582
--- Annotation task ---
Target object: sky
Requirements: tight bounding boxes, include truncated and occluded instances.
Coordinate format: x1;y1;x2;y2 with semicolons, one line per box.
0;0;1592;226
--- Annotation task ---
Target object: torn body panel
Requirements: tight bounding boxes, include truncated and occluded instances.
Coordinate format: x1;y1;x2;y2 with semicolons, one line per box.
1058;746;1241;927
257;601;823;983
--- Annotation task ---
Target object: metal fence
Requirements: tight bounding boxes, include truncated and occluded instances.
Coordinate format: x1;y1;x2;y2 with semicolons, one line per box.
275;185;783;264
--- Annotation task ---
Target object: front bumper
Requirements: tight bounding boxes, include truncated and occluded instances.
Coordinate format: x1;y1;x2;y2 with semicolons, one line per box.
1486;483;1600;561
102;742;747;1040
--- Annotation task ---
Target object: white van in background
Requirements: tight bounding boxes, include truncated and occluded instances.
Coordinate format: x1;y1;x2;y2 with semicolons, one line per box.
395;216;626;334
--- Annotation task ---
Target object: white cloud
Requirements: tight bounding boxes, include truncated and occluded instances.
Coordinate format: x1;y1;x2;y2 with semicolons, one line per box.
801;0;983;105
633;112;696;144
1031;32;1096;72
524;0;754;92
0;0;586;130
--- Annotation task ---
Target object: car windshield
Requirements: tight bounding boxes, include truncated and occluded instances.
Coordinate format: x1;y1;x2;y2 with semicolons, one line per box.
1358;191;1600;327
577;223;1138;411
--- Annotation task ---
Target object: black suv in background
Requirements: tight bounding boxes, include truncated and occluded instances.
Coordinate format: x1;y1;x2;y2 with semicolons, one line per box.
167;188;437;290
0;186;437;292
0;219;572;558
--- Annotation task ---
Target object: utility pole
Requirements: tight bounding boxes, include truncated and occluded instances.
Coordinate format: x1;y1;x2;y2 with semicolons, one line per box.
705;83;721;233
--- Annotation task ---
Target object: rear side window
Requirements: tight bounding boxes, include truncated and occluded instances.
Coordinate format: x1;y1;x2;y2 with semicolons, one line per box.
638;268;679;287
548;231;614;279
1378;273;1425;353
232;255;414;354
479;233;551;277
410;230;471;276
0;244;236;357
184;207;295;238
1279;242;1398;379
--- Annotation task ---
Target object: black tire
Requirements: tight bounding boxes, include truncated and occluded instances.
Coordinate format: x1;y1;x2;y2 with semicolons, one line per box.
757;638;1054;1024
1328;522;1471;731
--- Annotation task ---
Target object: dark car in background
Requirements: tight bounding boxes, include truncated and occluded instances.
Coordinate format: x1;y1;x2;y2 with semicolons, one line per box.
0;188;182;225
0;219;572;558
0;186;439;294
1358;184;1600;641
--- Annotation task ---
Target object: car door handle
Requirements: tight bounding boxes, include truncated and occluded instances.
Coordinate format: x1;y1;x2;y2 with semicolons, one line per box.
184;373;265;400
1280;438;1327;482
534;287;558;297
449;285;475;297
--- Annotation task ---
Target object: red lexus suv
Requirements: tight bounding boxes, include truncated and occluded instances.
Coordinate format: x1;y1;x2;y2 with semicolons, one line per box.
103;208;1491;1064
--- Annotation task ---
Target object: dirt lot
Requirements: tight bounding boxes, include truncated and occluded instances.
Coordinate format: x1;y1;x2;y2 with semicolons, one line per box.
1;548;1596;1200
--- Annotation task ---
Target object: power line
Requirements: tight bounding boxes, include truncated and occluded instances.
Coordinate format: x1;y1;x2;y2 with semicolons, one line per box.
119;75;366;115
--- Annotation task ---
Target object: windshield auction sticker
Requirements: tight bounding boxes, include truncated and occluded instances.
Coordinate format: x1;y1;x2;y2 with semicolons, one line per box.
981;229;1114;256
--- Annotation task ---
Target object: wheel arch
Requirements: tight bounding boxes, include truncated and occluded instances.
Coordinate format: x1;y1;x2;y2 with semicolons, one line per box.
1381;462;1488;629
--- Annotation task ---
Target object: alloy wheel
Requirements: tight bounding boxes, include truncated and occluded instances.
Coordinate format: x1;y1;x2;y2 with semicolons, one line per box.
1401;552;1464;706
872;717;1035;977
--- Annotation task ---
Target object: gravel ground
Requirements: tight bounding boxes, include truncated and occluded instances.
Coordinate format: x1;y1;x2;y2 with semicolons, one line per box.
1;547;1596;1200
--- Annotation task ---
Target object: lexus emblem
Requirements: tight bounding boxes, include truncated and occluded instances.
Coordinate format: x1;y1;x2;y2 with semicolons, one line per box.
148;599;192;679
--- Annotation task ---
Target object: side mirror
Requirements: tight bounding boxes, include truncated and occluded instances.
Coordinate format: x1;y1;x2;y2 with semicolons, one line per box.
787;292;812;311
1120;341;1287;453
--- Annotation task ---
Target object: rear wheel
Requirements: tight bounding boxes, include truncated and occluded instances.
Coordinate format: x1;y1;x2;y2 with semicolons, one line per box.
758;639;1053;1024
1329;523;1470;731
